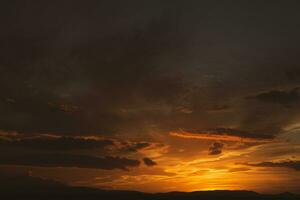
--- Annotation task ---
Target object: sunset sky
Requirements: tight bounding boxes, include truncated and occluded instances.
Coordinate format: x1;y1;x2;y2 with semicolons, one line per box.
0;0;300;194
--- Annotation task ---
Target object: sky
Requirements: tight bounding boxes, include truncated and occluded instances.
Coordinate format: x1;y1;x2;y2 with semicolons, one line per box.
0;0;300;194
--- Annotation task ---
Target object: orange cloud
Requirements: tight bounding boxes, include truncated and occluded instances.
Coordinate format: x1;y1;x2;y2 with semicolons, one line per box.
169;131;274;143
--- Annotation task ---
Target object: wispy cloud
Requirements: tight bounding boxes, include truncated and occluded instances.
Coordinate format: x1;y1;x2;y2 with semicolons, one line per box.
170;128;274;143
243;160;300;171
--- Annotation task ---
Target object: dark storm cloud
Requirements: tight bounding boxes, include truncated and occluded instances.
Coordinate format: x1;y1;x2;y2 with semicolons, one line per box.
244;160;300;171
0;173;68;195
208;142;224;155
0;133;158;157
286;68;300;82
208;105;231;112
210;128;274;139
247;87;300;106
1;0;300;140
0;136;114;150
143;157;157;166
0;154;140;170
238;87;300;138
0;0;190;136
120;142;151;153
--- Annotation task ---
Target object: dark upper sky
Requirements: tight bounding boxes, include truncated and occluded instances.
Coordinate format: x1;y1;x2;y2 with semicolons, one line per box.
0;0;300;193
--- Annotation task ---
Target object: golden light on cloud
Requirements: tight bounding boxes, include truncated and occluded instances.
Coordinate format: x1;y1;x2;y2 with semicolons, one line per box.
169;131;274;143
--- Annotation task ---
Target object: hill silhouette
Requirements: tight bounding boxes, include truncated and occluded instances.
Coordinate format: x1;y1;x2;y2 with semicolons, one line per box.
0;174;299;200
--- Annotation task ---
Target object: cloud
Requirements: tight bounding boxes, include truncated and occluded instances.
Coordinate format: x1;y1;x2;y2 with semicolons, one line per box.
0;3;190;136
208;142;224;155
170;128;274;143
1;0;300;145
244;160;300;171
143;158;157;166
0;136;114;150
208;105;231;113
120;142;151;153
0;133;159;156
0;173;67;194
247;87;300;106
228;167;251;173
0;154;141;170
285;68;300;82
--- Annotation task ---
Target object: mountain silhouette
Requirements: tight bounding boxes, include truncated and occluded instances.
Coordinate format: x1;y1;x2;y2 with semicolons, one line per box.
0;174;299;200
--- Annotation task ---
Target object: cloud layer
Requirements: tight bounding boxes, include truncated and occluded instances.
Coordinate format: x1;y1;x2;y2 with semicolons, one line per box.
245;160;300;171
0;136;114;150
0;154;141;170
1;0;300;193
170;128;274;143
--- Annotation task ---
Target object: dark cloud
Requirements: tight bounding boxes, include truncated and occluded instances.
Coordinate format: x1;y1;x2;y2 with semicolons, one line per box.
208;105;231;112
172;128;275;142
0;3;189;135
285;68;300;82
247;87;300;106
238;87;300;137
1;0;300;143
0;154;140;170
120;142;151;153
1;1;300;193
0;134;159;158
0;136;114;151
0;172;68;195
208;142;224;155
244;160;300;171
143;158;157;166
208;128;274;139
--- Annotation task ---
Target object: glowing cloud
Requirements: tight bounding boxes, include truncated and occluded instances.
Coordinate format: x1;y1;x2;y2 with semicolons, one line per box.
170;129;274;143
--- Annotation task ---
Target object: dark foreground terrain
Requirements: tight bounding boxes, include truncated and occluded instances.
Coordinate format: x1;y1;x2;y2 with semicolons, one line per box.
0;174;299;200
